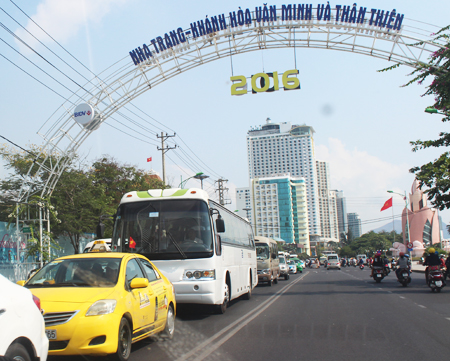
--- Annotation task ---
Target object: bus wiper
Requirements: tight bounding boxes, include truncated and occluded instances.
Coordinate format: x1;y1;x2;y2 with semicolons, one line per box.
167;231;187;259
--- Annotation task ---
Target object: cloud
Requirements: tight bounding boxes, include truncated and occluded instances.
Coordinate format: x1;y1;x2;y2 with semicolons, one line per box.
316;138;406;196
15;0;128;51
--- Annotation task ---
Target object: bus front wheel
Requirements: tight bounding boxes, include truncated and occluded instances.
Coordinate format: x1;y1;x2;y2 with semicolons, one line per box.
216;282;230;314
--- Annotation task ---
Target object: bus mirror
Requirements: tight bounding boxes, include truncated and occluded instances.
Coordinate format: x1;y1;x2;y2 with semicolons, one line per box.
216;218;225;233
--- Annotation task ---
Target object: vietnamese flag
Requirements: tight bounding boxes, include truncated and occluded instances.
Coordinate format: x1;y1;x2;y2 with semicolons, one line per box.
129;236;136;249
380;197;393;211
147;157;152;162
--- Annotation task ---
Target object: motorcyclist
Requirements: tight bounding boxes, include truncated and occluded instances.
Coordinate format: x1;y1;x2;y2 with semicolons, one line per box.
395;252;411;280
445;255;450;280
371;252;383;277
383;255;390;275
423;248;441;282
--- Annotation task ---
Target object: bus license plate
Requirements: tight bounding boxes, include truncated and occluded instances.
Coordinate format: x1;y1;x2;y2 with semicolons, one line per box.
46;329;57;340
435;281;442;287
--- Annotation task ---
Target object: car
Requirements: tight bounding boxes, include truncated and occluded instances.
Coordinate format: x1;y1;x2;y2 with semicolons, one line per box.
279;255;290;280
327;254;341;270
288;261;297;274
18;252;176;361
0;274;49;361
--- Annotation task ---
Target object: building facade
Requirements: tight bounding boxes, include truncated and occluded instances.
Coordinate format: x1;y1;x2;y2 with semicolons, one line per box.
247;119;321;237
236;187;252;223
334;190;348;240
347;212;362;239
316;160;339;242
250;175;310;254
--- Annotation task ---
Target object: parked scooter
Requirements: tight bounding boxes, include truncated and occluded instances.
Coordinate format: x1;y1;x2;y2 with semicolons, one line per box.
397;269;411;287
427;266;446;292
372;266;385;283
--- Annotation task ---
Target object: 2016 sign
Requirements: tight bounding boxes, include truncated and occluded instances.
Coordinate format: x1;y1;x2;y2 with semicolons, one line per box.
230;69;300;95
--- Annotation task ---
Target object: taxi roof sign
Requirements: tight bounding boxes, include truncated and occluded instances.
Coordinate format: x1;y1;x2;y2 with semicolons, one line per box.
89;240;111;253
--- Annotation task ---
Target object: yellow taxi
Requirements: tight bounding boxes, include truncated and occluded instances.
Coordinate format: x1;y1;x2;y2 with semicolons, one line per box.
19;252;176;361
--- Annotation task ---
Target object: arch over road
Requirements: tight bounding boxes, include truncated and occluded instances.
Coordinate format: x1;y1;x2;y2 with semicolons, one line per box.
17;3;445;209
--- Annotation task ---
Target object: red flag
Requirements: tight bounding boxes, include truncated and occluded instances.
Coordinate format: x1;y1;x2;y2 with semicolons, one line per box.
380;197;393;211
129;236;136;249
147;157;152;162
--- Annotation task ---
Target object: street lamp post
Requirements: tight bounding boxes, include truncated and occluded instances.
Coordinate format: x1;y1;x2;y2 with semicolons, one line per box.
179;172;204;189
242;207;251;220
194;174;209;189
424;107;450;116
387;190;411;255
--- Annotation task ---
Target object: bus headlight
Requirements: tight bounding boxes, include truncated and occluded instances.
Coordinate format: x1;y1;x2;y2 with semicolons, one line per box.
183;269;215;281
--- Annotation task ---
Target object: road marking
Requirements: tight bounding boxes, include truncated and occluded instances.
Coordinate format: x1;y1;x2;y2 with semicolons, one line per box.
418;305;426;308
175;272;310;361
446;318;450;321
399;296;405;299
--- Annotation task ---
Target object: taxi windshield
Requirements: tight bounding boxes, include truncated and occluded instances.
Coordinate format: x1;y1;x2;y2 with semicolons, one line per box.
25;258;121;288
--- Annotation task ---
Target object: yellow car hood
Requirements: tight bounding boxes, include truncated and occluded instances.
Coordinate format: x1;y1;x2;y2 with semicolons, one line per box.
30;287;116;304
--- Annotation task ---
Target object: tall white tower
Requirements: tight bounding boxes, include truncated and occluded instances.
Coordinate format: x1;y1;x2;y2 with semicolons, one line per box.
247;119;321;236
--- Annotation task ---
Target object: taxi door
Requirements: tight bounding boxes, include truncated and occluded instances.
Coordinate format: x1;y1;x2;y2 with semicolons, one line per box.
138;258;168;329
125;258;154;331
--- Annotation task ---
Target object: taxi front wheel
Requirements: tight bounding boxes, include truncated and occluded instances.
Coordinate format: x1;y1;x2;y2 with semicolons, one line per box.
112;318;132;361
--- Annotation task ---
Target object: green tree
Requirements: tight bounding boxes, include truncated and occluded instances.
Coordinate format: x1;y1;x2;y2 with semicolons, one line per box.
381;26;450;209
50;169;113;254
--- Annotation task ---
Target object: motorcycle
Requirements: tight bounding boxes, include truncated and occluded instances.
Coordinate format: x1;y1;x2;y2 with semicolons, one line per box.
397;268;411;287
359;264;364;270
391;260;397;270
372;266;384;283
428;266;446;292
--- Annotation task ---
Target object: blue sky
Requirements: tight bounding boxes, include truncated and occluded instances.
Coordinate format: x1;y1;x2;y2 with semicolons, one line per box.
1;0;450;233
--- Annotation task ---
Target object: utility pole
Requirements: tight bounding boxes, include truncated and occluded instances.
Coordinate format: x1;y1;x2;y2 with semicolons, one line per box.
215;178;231;206
157;132;176;185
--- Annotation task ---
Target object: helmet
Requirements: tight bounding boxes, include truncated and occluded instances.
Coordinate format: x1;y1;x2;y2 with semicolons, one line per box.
376;251;381;256
399;252;405;257
435;251;439;255
428;247;435;254
440;254;445;258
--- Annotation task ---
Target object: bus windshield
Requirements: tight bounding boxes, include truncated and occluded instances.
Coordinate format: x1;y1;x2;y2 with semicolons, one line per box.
112;199;214;260
256;243;270;260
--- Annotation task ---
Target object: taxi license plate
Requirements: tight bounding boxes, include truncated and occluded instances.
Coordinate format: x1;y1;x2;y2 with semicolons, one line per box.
435;281;442;287
46;329;57;340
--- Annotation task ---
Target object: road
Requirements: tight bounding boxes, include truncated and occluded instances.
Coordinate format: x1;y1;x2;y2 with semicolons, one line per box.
51;266;450;361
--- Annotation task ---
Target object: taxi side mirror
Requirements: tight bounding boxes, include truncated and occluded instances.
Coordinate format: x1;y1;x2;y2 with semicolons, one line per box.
130;278;149;289
16;280;26;286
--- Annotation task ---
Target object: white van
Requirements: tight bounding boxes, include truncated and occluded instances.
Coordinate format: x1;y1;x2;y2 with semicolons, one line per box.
356;254;367;265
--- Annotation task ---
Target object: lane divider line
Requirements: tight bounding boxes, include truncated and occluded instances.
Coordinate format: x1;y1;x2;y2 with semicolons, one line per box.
175;272;310;361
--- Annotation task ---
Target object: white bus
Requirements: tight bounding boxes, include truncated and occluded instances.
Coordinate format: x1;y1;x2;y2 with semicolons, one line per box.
111;188;257;313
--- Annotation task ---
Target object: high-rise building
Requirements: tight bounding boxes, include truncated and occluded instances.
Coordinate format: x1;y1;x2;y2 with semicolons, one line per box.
247;119;321;236
316;160;339;241
347;212;362;239
334;190;348;240
236;187;252;223
250;175;310;253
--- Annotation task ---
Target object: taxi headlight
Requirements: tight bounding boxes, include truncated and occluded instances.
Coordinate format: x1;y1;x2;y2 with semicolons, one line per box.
183;269;215;281
86;299;117;316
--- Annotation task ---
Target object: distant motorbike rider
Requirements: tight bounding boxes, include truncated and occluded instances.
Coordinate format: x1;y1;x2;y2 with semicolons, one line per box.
445;255;450;279
423;248;441;282
382;255;390;275
371;252;383;277
395;252;411;280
